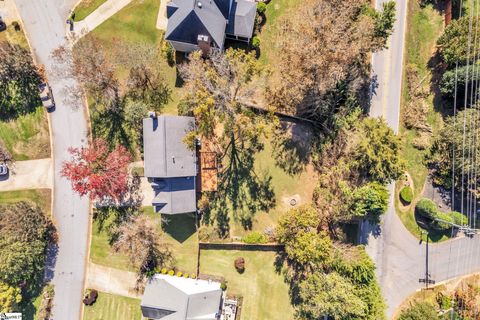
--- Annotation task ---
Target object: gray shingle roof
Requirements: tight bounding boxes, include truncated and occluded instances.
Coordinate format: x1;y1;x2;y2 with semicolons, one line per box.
152;177;196;214
165;0;227;49
143;116;196;178
141;275;223;320
226;0;257;38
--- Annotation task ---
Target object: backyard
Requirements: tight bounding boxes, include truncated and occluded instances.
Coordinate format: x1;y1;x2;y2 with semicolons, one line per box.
90;208;199;274
396;0;446;242
199;249;294;320
83;291;142;320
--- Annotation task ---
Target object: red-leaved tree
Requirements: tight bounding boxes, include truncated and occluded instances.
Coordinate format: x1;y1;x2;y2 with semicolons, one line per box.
61;139;132;203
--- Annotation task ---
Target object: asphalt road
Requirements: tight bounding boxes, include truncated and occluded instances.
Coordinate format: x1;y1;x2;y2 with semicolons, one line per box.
14;1;90;319
367;0;480;318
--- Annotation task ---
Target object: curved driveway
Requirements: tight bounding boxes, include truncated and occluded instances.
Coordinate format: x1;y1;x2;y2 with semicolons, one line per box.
368;0;480;318
14;0;90;319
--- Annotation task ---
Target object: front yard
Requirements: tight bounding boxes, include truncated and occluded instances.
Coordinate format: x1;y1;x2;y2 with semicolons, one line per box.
199;249;294;320
0;189;51;214
83;291;142;320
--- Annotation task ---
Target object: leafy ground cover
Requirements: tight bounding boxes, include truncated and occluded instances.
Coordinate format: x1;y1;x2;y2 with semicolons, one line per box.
0;106;50;160
396;0;446;242
83;291;142;320
199;249;294;320
73;0;109;22
90;207;198;273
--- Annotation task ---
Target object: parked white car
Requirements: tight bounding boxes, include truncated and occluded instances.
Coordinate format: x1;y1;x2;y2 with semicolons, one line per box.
0;163;8;176
38;83;55;109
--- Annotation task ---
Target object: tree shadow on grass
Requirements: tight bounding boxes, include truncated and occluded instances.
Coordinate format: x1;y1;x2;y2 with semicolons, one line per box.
91;106;134;153
206;137;276;237
162;213;197;244
272;121;313;175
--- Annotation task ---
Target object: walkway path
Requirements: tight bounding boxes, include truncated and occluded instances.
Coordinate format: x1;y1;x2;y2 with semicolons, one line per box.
14;0;90;318
73;0;133;37
156;0;168;30
85;262;140;298
0;159;53;191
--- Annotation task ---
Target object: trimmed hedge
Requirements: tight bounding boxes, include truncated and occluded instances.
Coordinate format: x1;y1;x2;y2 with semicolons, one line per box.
415;198;437;220
241;231;268;244
400;186;413;204
450;211;467;226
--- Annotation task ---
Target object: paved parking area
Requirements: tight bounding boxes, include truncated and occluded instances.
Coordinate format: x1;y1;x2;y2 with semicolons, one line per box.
0;158;53;191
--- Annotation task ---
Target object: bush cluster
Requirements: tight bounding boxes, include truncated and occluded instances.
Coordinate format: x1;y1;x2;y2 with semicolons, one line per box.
415;198;466;230
400;186;413;204
241;231;268;244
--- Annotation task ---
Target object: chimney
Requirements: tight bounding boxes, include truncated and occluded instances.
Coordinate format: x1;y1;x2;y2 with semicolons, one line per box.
197;1;202;8
148;111;156;118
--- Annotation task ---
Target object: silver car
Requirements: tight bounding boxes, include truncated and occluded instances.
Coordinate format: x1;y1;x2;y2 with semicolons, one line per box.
39;83;55;109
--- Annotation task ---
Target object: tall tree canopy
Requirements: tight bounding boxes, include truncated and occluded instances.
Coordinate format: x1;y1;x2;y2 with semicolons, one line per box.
266;0;395;121
428;108;480;195
61;138;132;203
0;202;53;292
0;42;41;119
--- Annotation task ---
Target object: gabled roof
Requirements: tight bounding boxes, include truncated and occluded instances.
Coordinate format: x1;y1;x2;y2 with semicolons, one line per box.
143;116;196;179
141;274;222;320
226;0;257;38
165;0;227;49
152;177;196;214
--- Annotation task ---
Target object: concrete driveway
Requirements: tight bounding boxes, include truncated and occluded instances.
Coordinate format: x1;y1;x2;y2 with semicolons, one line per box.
0;159;53;191
14;0;90;319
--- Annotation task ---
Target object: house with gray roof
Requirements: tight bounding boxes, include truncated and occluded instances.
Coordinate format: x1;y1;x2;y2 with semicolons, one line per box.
143;115;197;214
141;274;223;320
165;0;257;52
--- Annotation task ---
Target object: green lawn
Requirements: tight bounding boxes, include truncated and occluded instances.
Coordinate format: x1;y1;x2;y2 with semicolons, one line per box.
0;106;51;160
0;189;51;214
73;0;109;21
0;24;29;48
89;0;180;115
83;291;142;320
256;0;300;66
90;208;198;273
397;1;446;242
199;249;294;320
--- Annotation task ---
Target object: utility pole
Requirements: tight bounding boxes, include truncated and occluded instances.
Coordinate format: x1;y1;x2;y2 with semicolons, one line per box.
419;232;435;289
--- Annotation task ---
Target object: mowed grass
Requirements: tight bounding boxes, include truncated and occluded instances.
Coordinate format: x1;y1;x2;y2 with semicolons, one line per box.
397;1;445;242
256;0;300;66
73;0;109;21
90;208;198;273
229;135;317;237
0;24;29;48
0;189;51;214
90;0;180;115
199;250;294;320
83;291;142;320
0;107;50;160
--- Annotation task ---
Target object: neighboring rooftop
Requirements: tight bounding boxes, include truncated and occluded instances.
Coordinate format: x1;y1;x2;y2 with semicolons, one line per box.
141;274;223;320
165;0;257;52
143;115;196;178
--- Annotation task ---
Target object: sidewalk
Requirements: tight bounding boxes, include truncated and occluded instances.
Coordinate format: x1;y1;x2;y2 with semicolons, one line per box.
0;158;53;191
73;0;133;38
156;0;168;30
85;262;140;298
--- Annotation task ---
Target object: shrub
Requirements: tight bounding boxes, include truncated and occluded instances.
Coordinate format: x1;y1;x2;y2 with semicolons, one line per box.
251;36;261;49
435;212;454;230
437;292;452;310
234;257;245;273
400;186;413;204
257;2;267;14
450;211;466;226
83;289;98;306
12;21;21;31
177;271;183;277
183;273;189;278
220;280;227;291
161;268;167;274
241;231;268;244
415;198;438;220
191;273;196;279
168;270;175;276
